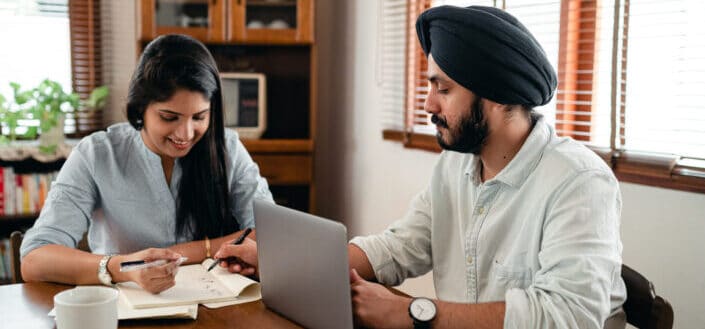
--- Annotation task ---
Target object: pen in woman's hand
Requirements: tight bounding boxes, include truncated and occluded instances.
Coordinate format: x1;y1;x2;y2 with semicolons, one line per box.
206;228;252;272
120;256;188;272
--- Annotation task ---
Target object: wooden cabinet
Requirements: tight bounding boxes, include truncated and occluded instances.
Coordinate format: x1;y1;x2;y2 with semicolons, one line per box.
139;0;313;44
252;154;311;185
138;0;317;212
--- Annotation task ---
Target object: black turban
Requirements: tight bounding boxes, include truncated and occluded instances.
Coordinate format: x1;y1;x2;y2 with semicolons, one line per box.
416;5;557;106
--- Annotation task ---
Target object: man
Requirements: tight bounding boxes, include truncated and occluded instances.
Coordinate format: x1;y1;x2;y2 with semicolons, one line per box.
215;5;626;329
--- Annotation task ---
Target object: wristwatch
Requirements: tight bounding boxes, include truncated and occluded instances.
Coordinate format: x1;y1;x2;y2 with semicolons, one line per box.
409;297;437;329
98;255;116;287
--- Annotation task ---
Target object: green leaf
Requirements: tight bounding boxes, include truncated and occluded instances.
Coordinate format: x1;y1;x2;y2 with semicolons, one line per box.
24;126;38;138
86;85;109;109
39;144;57;154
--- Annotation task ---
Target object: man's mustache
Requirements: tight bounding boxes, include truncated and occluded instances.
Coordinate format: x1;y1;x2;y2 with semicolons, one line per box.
431;114;448;128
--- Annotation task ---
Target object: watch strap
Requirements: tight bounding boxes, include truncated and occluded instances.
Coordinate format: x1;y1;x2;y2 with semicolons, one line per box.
413;319;432;329
98;254;116;287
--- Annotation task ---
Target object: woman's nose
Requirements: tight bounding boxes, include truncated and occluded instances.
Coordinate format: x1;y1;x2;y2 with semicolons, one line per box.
174;120;194;141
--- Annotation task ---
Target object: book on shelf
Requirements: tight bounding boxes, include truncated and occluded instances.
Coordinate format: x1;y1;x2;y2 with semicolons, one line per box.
2;167;14;215
0;167;4;215
0;167;58;216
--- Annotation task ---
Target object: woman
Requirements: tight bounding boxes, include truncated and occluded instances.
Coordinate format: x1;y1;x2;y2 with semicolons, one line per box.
20;34;272;293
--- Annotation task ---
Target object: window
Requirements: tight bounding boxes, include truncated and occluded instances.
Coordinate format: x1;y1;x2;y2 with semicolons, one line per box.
380;0;705;193
0;0;71;106
0;0;106;136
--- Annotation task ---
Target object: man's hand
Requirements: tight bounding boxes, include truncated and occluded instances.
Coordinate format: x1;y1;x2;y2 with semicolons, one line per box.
112;248;182;294
213;237;258;276
350;268;413;328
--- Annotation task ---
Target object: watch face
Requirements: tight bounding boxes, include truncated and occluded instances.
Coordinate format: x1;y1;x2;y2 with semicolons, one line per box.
410;298;436;322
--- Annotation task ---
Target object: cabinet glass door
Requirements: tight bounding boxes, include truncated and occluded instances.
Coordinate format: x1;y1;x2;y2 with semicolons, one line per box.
141;0;226;42
230;0;313;44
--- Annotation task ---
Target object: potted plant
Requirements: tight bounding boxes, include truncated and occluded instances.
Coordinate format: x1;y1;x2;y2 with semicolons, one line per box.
0;80;107;153
0;82;39;142
0;80;79;153
27;79;79;153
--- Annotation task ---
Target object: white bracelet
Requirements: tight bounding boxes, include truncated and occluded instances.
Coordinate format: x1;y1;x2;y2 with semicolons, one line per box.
97;254;116;287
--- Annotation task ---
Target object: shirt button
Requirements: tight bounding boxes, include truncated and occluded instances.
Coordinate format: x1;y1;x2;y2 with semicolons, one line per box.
467;256;473;264
477;206;485;214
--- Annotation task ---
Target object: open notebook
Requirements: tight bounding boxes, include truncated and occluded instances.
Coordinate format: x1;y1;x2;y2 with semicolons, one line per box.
49;259;260;320
117;258;261;309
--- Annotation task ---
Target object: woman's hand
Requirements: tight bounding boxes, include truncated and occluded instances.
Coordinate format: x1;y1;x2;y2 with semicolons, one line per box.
112;248;183;294
213;237;259;277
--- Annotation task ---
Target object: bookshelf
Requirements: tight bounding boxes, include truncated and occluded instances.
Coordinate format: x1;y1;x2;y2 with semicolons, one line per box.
0;143;70;283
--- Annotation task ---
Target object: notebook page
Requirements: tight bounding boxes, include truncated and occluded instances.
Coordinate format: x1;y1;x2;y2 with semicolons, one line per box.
118;264;236;309
200;258;262;308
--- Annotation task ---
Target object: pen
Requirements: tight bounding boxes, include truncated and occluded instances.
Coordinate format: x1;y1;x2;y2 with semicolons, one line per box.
119;256;188;272
207;228;252;272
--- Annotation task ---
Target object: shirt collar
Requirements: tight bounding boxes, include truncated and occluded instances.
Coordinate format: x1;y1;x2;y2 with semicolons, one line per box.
493;117;552;188
136;129;162;164
464;117;552;188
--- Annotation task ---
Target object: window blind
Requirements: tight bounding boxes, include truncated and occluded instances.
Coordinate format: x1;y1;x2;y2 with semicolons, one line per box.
68;0;107;136
622;0;705;159
69;0;101;100
379;0;408;132
0;0;67;16
406;0;432;135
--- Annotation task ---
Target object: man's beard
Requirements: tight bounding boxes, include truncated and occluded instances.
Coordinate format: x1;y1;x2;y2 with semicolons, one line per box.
431;97;488;154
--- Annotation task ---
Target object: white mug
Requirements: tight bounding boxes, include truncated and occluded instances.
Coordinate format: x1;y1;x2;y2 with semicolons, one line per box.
54;286;118;329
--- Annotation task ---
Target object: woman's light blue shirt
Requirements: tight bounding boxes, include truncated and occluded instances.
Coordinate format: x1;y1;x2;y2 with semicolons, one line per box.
21;123;273;257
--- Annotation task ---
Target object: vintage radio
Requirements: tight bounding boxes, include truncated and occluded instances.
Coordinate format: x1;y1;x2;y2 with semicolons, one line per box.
220;72;266;139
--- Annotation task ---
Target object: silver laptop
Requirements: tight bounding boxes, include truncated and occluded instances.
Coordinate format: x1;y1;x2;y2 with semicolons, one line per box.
254;200;353;329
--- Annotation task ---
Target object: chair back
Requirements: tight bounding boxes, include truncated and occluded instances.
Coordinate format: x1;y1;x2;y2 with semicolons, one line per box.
8;230;90;284
9;231;24;284
621;264;674;329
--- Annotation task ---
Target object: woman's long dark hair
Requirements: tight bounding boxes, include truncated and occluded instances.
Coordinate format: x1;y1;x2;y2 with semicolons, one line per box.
126;34;235;240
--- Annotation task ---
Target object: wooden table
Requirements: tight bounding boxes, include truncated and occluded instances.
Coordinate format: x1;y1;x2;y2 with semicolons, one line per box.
0;282;302;329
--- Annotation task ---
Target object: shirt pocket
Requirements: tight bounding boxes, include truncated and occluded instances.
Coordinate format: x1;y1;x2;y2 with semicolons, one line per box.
493;259;533;290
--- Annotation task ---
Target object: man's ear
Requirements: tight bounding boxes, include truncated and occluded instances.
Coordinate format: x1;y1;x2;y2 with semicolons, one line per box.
499;103;529;120
481;98;509;116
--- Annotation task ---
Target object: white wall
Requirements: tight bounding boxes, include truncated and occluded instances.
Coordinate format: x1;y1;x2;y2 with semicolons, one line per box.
103;1;137;126
620;183;705;328
315;1;705;328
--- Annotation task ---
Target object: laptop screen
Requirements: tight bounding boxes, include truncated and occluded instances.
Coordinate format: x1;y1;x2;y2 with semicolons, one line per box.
254;200;353;329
